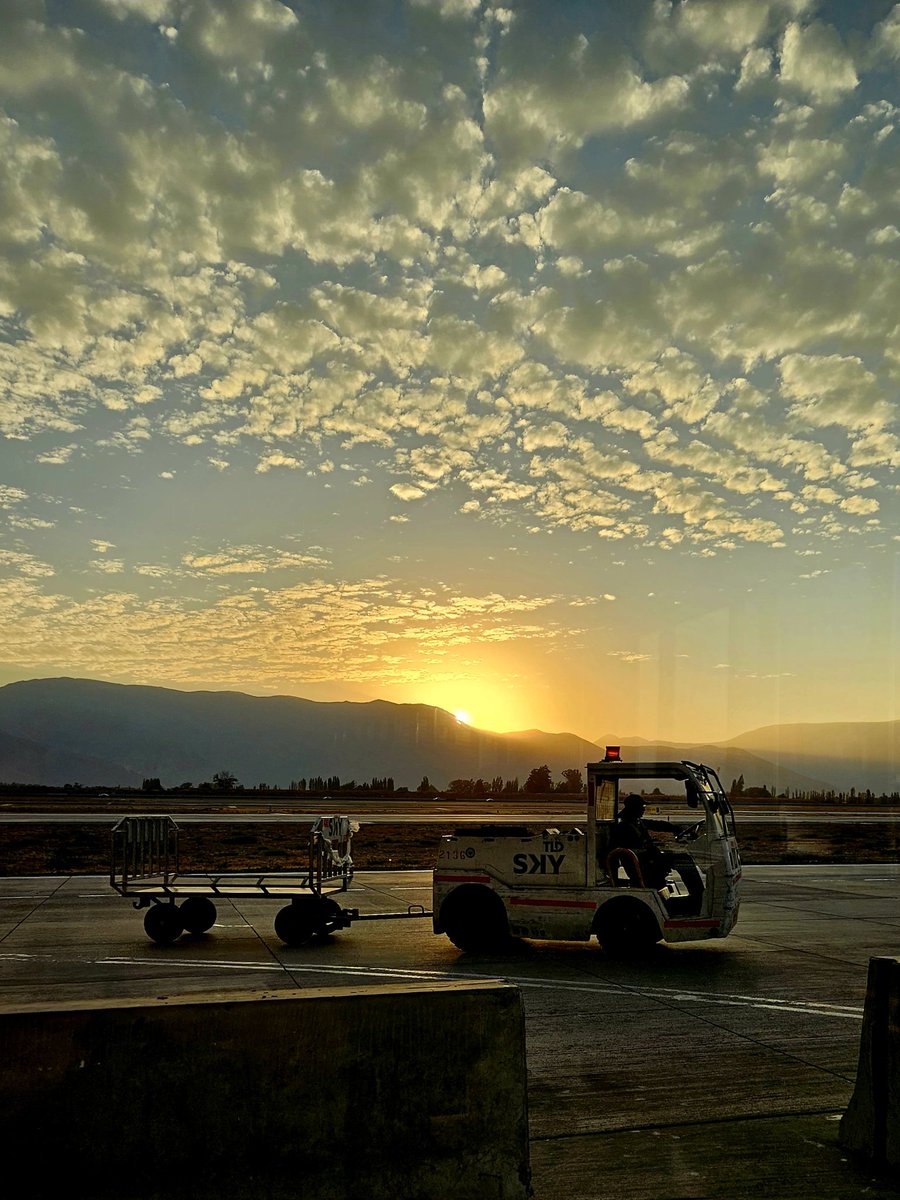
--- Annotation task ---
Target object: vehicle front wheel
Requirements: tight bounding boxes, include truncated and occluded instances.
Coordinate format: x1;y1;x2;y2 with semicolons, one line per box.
594;899;661;957
441;887;510;953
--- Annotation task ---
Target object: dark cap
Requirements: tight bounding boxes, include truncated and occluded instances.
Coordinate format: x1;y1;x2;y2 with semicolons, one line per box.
621;793;645;811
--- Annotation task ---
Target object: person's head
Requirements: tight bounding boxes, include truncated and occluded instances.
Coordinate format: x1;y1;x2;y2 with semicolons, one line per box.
621;793;645;818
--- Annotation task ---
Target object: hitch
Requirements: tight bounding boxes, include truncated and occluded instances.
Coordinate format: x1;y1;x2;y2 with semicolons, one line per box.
345;903;433;922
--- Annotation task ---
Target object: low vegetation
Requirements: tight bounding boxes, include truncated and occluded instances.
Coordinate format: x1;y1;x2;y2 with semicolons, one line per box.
2;817;899;876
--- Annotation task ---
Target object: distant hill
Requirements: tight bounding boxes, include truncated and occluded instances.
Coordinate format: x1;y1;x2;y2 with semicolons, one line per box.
723;721;900;794
502;728;827;791
0;726;143;788
0;678;601;789
594;727;898;795
0;677;892;792
591;739;832;795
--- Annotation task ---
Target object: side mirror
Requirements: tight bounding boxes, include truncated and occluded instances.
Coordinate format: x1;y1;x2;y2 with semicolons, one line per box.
687;792;699;809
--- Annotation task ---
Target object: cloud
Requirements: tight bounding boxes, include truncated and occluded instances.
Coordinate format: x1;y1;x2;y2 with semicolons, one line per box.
520;420;569;452
871;6;900;63
0;549;54;578
484;46;690;164
0;485;28;509
736;45;775;92
390;483;429;502
0;568;581;690
0;0;897;674
779;353;894;432
608;650;652;663
181;545;330;575
409;0;481;18
644;0;815;66
256;452;303;473
758;134;847;187
624;349;722;426
778;20;858;104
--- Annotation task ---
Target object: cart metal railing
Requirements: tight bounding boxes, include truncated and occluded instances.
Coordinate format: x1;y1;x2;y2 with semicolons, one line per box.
110;815;180;892
109;814;356;900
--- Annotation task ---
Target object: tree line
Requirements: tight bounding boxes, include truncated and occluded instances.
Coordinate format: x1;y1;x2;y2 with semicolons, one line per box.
437;765;584;796
729;774;900;803
133;763;585;796
5;766;896;802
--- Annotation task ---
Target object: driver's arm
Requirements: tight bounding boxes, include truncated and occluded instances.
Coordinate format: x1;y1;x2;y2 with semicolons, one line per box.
643;818;677;834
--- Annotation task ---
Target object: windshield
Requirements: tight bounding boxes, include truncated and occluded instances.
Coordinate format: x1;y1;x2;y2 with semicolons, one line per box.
685;762;737;837
589;763;738;838
615;779;705;824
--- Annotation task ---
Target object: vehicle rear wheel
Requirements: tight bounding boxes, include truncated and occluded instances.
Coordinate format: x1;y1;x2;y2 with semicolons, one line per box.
179;896;217;935
594;899;660;957
144;902;184;945
441;887;510;952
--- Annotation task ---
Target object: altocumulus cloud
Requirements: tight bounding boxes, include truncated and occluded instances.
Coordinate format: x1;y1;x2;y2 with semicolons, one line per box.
0;0;896;729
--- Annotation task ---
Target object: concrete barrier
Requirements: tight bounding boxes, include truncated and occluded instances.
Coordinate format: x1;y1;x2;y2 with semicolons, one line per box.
0;980;531;1200
840;956;900;1167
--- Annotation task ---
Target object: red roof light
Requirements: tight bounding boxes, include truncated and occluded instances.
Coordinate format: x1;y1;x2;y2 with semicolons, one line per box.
604;746;621;762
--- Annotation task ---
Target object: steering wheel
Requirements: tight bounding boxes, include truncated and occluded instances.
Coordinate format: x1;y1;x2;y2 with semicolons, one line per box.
675;820;704;842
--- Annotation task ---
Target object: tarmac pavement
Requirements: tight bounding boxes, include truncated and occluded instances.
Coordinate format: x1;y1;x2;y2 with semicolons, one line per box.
3;863;900;1198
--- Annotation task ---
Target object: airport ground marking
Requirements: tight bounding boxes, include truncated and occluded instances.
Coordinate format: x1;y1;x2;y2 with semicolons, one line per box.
90;955;863;1019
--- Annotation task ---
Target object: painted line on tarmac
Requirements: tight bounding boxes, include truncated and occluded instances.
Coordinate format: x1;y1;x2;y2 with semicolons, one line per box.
620;982;862;1019
97;957;288;973
96;956;451;982
91;955;862;1019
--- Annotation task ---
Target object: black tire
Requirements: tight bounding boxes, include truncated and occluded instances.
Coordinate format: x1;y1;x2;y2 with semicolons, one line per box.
441;886;510;952
180;896;217;935
594;899;661;958
315;897;344;937
274;897;321;947
144;903;184;945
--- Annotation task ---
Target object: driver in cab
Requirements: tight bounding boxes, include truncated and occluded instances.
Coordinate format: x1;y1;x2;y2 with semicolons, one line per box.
609;794;702;895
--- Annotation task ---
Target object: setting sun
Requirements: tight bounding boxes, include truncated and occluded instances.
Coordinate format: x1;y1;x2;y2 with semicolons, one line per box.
454;710;472;726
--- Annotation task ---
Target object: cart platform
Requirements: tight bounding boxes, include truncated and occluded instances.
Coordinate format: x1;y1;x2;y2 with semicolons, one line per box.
112;814;356;945
109;813;430;946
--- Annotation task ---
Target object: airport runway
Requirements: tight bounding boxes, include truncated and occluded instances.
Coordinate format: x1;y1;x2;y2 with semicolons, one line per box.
3;864;900;1198
3;804;899;824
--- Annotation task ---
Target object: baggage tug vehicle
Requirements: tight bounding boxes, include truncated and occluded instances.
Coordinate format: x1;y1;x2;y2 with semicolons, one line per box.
433;750;741;955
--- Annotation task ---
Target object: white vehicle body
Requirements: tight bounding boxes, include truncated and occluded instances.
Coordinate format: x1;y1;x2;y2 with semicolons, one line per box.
433;756;741;955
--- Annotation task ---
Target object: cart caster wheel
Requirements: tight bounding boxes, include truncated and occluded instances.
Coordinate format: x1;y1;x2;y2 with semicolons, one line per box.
316;897;343;936
180;896;217;935
144;903;184;945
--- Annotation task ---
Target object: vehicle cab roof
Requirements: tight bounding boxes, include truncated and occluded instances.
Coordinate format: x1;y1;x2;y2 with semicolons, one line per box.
587;760;704;780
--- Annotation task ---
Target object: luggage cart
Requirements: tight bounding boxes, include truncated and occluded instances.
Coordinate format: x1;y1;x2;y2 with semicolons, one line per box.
110;814;430;946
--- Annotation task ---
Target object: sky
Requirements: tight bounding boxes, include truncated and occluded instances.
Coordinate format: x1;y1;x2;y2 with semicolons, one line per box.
0;0;898;745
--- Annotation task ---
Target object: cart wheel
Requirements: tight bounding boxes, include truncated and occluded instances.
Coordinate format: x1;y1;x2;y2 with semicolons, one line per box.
316;897;344;936
144;903;184;945
180;896;217;935
274;899;319;947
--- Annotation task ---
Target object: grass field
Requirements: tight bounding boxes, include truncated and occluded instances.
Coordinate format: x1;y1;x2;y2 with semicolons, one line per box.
1;817;898;875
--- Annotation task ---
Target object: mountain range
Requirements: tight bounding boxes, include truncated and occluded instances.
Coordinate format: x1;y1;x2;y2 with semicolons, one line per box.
0;677;896;794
